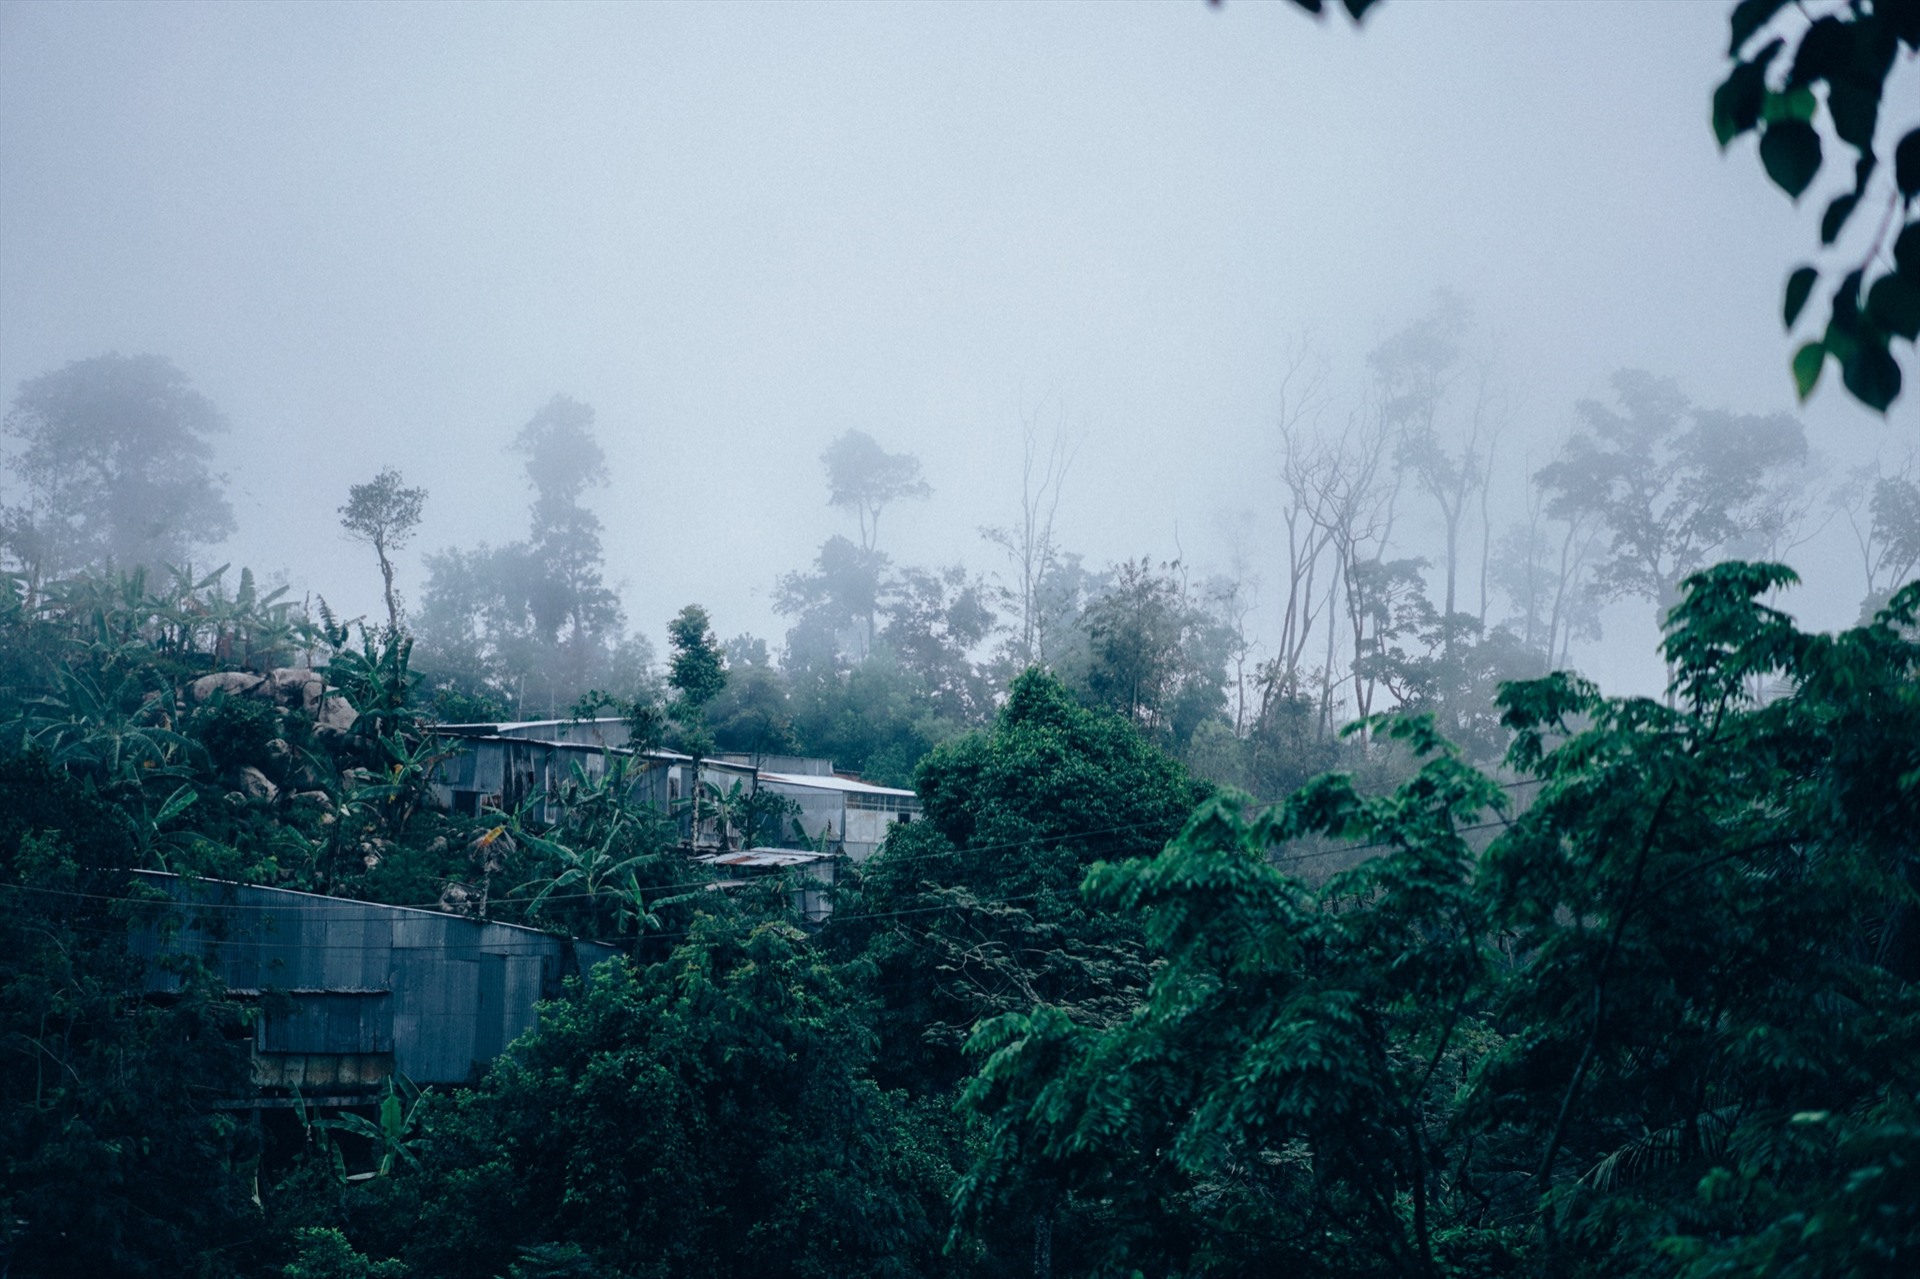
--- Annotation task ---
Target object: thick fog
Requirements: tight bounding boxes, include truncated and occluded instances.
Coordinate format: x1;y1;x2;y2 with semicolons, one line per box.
1;0;1911;697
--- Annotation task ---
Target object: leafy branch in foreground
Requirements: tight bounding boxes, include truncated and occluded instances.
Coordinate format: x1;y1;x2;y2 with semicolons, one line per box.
1715;0;1920;411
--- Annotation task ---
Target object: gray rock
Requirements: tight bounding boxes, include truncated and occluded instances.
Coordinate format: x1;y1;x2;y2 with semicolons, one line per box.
236;766;279;802
190;671;267;702
312;694;359;736
268;667;326;710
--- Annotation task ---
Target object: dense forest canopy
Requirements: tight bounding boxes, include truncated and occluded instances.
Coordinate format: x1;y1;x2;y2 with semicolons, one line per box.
2;2;1918;1278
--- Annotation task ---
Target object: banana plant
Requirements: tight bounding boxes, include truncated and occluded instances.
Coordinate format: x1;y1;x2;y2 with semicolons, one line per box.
506;766;681;939
18;660;200;788
129;782;206;872
357;730;458;838
516;812;651;930
328;1074;429;1179
320;613;416;738
695;778;749;851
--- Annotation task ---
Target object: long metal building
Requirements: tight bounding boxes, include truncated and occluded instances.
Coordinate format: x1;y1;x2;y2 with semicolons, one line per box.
132;871;619;1100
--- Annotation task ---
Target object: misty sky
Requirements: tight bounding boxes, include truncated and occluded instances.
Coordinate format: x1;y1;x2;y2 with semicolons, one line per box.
2;0;1913;695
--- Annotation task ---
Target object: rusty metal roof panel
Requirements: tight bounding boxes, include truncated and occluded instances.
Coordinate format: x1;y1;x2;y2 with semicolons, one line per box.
693;848;835;869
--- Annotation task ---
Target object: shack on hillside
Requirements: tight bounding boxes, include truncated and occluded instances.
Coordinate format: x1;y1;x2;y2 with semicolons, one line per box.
131;871;619;1103
428;720;921;859
429;719;755;837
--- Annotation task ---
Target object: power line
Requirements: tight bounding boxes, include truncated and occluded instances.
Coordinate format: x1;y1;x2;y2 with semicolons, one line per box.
2;809;1519;955
0;769;1542;949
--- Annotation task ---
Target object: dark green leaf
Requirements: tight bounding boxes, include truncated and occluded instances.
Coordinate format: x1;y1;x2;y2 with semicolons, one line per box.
1824;321;1860;366
1784;266;1819;327
1729;0;1792;56
1897;128;1920;200
1851;151;1877;197
1761;86;1817;124
1834;267;1867;327
1713;40;1782;146
1840;336;1901;411
1822;194;1860;245
1827;79;1879;150
1341;0;1380;20
1759;120;1822;198
1789;17;1852;87
1895;0;1920;49
1792;341;1826;399
1897;221;1920;277
1866;272;1920;341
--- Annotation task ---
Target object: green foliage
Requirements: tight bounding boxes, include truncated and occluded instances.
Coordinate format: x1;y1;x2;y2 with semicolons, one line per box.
704;635;799;757
283;1227;409;1279
191;690;281;773
396;920;965;1279
954;564;1920;1277
666;604;727;712
838;668;1209;1094
956;726;1507;1277
1715;0;1920;411
0;755;259;1277
509;756;681;941
1079;557;1235;755
504;1243;623;1279
326;1076;429;1179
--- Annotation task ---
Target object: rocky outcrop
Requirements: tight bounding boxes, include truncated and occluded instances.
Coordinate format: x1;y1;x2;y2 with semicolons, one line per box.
189;671;267;702
185;665;358;736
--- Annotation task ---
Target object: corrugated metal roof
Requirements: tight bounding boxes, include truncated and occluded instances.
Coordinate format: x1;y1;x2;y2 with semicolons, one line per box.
436;717;617;733
757;770;917;798
129;869;576;936
435;730;697;762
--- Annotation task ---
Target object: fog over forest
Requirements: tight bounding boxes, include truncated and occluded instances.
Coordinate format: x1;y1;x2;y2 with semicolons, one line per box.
7;5;1920;1278
4;1;1910;702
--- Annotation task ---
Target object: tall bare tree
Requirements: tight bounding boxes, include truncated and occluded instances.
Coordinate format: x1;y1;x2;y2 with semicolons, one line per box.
1269;340;1338;707
982;405;1078;669
1292;405;1400;743
339;467;426;636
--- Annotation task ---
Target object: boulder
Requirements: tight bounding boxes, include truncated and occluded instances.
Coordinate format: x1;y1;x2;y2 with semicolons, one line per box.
236;766;279;802
312;694;359;736
268;667;326;710
189;671;267;703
